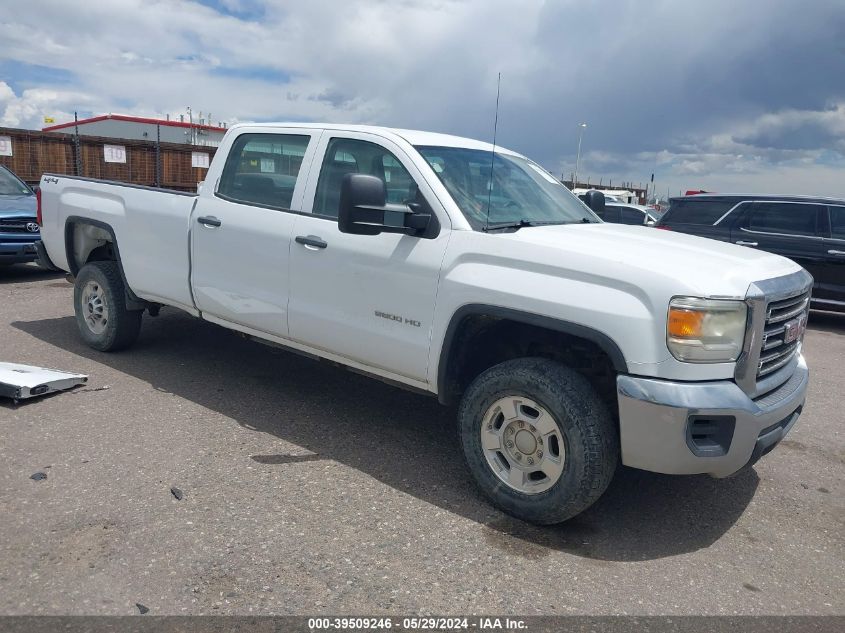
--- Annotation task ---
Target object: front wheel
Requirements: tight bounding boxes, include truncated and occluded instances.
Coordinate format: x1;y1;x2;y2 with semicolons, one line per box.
458;358;618;524
74;261;142;351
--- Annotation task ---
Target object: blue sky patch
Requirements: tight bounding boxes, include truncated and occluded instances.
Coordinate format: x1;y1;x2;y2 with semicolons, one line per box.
194;0;266;21
210;66;292;84
0;61;75;93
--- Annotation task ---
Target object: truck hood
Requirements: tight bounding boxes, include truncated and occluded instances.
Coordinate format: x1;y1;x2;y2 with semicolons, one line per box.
0;194;37;218
495;222;801;298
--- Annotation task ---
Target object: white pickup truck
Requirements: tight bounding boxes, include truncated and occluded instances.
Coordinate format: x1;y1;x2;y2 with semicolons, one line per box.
37;123;811;524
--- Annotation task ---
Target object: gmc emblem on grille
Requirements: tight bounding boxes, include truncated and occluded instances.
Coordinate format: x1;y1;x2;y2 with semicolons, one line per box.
783;315;807;344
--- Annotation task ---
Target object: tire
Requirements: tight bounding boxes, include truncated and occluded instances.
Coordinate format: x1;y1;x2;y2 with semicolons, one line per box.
458;357;618;524
74;261;142;351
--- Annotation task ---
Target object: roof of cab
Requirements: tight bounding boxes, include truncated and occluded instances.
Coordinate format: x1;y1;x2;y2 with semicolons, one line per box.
226;122;523;156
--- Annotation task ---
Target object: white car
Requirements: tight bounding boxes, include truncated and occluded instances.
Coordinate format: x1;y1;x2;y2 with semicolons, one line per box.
37;123;811;524
595;202;659;225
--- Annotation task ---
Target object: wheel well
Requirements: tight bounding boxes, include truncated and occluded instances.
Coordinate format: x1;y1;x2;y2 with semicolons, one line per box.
64;218;146;308
66;220;117;274
439;312;622;413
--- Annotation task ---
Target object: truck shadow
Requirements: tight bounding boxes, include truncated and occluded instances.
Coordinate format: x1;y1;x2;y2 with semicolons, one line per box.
0;263;64;285
13;311;759;562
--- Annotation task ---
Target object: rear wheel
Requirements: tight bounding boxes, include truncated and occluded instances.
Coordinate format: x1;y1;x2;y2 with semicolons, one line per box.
458;357;618;524
74;261;142;351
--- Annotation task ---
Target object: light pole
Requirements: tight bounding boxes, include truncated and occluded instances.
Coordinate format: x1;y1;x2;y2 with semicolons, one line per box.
573;122;587;189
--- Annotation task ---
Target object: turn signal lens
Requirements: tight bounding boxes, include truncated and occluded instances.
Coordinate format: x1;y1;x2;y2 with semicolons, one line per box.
666;297;747;363
667;308;704;338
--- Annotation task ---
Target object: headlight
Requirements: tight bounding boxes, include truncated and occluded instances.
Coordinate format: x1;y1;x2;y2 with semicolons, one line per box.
667;297;747;363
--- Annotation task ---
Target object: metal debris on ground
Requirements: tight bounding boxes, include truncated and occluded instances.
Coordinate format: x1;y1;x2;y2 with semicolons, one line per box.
170;486;184;501
135;603;149;614
0;362;88;402
30;472;47;481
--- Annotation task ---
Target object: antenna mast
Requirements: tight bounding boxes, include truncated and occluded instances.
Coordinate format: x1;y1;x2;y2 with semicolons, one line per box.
485;72;501;232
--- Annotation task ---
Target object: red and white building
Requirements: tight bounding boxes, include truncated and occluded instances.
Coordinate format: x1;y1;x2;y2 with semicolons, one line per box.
43;114;228;147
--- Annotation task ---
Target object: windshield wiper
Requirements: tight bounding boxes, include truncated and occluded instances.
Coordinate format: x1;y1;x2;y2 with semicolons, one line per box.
482;219;588;232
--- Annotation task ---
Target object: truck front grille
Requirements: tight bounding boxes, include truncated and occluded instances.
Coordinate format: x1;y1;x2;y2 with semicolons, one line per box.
735;269;813;399
757;291;809;380
0;219;38;233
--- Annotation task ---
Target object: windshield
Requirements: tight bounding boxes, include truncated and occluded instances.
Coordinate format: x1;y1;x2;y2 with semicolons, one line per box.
0;168;32;196
415;146;598;229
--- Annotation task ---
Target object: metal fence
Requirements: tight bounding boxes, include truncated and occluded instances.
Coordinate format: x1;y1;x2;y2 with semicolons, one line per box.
0;127;217;191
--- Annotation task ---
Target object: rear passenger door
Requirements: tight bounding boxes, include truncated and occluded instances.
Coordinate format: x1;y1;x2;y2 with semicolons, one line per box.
731;201;827;285
190;129;321;337
817;204;845;307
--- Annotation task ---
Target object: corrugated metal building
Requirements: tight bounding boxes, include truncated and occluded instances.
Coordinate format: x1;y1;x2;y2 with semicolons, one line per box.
42;114;227;147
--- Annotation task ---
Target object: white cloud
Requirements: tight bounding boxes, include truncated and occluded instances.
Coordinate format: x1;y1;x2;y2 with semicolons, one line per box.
0;82;94;128
0;0;843;198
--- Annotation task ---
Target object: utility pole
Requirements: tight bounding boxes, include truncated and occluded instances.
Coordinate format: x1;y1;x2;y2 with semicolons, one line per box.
155;123;161;187
73;111;81;176
573;122;587;190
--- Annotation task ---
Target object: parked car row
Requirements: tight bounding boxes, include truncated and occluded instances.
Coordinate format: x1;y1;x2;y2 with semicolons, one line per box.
574;189;844;313
655;194;845;313
4;160;843;314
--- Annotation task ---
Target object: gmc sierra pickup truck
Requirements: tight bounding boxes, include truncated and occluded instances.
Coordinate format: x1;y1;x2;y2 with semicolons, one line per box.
37;123;811;524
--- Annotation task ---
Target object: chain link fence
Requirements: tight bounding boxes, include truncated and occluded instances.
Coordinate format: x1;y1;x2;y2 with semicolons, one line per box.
0;127;217;191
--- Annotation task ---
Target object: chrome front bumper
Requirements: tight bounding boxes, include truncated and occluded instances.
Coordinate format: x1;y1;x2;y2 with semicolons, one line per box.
617;354;808;477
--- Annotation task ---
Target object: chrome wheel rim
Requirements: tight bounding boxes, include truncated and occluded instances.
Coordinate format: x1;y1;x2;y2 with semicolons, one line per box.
81;280;109;335
481;396;565;494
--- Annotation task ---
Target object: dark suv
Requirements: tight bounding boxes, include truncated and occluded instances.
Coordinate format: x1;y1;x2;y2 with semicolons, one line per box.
656;194;845;312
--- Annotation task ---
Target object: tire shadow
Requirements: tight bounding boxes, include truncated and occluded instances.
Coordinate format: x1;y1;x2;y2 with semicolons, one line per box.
12;310;759;561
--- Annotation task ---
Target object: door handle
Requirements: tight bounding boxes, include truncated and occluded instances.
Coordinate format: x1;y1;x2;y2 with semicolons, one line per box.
829;249;845;256
736;240;758;246
197;216;222;228
295;235;328;250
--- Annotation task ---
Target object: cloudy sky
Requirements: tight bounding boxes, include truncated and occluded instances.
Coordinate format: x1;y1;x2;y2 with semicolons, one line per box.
1;0;844;199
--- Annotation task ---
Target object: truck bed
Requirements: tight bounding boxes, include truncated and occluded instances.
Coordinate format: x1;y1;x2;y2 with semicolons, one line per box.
39;174;199;313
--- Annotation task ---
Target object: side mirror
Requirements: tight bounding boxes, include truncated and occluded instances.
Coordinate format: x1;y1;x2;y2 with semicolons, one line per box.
583;190;605;215
338;174;432;237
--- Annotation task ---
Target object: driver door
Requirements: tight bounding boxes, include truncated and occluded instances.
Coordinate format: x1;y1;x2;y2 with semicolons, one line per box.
287;132;450;383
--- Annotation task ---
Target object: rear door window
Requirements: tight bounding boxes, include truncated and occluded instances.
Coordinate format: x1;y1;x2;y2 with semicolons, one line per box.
619;207;645;225
829;206;845;240
662;198;738;225
217;133;311;210
744;202;820;236
601;205;622;223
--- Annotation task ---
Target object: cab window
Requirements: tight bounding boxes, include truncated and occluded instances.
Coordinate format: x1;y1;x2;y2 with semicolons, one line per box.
217;133;310;210
313;138;420;219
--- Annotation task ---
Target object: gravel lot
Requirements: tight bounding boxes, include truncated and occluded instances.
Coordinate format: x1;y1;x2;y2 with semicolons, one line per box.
1;263;842;616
